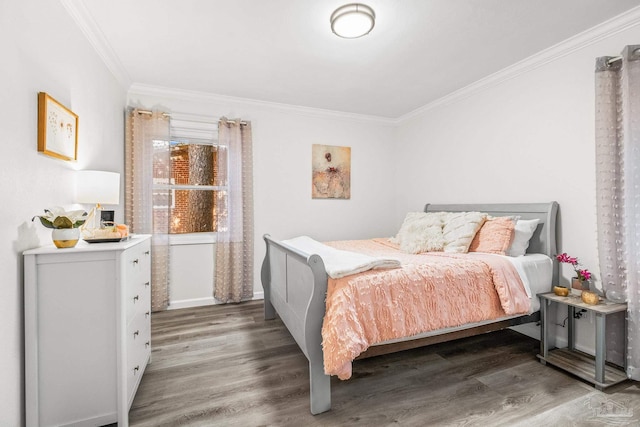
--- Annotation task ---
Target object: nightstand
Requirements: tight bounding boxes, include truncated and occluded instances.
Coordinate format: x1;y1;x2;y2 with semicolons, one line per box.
537;292;628;390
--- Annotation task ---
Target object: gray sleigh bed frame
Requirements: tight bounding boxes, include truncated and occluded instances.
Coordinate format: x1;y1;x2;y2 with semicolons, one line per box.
261;202;559;414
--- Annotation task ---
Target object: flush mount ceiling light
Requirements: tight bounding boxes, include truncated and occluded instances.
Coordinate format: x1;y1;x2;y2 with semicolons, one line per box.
330;3;375;39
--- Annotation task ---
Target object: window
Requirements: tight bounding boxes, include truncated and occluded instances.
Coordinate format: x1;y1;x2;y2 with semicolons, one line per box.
152;120;226;235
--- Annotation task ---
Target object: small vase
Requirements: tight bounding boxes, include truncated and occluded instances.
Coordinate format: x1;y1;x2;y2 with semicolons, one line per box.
581;290;600;305
570;277;591;296
52;228;80;249
553;286;570;297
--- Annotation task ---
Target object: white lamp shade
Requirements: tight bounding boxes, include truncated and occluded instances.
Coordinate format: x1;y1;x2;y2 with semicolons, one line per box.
331;4;375;38
76;170;120;205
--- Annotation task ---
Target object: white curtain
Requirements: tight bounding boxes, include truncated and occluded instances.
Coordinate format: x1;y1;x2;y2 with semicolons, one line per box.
125;108;171;311
214;118;254;303
595;45;640;380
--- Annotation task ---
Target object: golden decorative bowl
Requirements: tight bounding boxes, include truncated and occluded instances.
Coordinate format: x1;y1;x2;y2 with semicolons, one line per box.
553;286;570;297
581;291;599;305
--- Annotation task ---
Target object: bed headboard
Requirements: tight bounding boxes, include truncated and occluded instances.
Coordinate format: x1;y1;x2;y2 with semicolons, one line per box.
424;202;559;283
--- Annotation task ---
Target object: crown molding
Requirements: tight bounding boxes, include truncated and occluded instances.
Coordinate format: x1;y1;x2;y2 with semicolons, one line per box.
397;6;640;124
61;0;131;89
128;83;397;126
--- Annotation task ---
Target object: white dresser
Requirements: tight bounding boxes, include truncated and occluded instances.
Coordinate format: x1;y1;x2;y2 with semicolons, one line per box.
24;235;152;427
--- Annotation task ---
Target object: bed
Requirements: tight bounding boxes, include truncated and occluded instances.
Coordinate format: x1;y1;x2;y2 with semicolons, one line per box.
261;202;558;414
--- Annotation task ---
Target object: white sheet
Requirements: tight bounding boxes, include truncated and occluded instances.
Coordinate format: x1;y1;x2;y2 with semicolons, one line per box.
467;252;552;312
281;236;401;279
504;253;553;312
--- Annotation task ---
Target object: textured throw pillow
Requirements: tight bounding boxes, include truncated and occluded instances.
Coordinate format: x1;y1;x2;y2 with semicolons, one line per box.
390;212;424;244
392;212;445;253
506;218;540;257
441;212;488;253
468;216;516;255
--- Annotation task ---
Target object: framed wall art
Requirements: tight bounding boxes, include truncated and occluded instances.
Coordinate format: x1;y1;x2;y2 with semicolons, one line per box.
37;92;78;161
312;144;351;199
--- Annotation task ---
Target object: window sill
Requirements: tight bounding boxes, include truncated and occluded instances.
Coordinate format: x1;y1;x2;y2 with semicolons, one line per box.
169;232;217;246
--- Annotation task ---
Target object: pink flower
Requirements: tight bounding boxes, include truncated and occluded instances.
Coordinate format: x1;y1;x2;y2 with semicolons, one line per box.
556;253;591;282
578;269;592;281
556;253;579;265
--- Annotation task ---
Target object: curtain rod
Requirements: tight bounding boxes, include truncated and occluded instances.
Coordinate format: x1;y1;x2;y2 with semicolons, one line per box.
136;109;246;125
219;119;247;126
607;56;623;65
136;109;170;117
606;47;640;65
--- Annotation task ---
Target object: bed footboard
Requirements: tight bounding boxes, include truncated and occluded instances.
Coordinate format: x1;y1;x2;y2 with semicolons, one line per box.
261;234;331;414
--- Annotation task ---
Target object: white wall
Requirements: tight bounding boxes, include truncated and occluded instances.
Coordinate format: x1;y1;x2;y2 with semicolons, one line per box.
169;242;216;309
394;23;640;354
0;1;127;424
128;89;399;305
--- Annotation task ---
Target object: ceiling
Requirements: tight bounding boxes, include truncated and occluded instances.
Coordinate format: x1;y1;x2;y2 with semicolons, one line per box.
71;0;640;119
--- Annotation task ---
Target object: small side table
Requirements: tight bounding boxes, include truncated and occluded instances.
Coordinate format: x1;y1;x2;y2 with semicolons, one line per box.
537;292;628;390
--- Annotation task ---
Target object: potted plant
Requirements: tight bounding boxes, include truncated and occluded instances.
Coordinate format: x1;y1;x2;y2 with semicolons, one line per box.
556;252;592;294
33;207;87;248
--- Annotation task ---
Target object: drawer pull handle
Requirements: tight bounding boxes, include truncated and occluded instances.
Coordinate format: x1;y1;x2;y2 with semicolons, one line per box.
145;251;150;255
134;330;139;338
134;365;140;374
145;281;150;287
145;341;150;348
145;311;150;318
133;295;139;303
133;259;139;265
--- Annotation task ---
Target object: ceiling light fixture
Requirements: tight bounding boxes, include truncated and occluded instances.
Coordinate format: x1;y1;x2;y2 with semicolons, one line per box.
330;3;375;39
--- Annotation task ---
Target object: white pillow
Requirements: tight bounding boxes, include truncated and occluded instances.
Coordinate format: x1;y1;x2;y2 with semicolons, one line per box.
506;219;540;257
441;212;487;253
392;212;445;253
390;212;424;244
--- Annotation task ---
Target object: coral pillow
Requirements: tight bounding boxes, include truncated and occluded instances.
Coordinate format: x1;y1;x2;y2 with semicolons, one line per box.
392;212;445;253
469;216;516;255
441;212;487;253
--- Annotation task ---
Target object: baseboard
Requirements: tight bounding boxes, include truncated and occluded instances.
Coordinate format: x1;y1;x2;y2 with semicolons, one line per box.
65;413;116;427
510;322;540;340
168;297;216;310
168;291;264;310
510;323;598;360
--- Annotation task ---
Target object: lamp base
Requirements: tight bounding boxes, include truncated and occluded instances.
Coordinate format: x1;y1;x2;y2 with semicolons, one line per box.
101;210;115;226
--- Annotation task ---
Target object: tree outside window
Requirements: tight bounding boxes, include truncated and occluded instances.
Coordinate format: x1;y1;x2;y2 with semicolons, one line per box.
152;139;226;234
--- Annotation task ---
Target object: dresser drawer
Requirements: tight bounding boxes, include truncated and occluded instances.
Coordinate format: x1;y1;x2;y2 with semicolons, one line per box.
126;348;149;409
127;280;150;325
126;309;151;405
126;281;149;324
130;242;151;288
124;240;151;323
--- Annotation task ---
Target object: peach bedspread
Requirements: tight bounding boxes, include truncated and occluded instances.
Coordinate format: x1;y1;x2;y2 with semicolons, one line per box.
322;239;530;380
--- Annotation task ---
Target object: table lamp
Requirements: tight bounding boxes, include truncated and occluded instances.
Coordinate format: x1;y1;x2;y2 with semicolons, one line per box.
76;170;120;228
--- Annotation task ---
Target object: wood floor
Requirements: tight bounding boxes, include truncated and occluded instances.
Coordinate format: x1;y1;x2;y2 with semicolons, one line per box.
129;301;640;427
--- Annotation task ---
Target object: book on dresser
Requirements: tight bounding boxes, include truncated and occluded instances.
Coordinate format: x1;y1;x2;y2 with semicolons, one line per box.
24;234;152;427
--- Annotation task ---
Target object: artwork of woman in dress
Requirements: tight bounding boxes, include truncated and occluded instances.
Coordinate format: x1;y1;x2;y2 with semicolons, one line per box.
312;144;351;199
